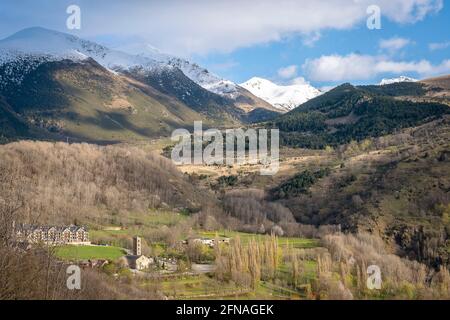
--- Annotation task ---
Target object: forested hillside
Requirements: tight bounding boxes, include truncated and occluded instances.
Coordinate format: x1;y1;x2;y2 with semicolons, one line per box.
271;83;450;148
0;141;221;226
272;117;450;268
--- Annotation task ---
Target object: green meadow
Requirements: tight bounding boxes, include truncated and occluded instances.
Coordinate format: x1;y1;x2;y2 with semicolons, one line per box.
55;245;126;261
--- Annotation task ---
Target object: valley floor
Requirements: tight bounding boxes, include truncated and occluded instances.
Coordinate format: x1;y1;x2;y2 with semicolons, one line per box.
1;117;450;300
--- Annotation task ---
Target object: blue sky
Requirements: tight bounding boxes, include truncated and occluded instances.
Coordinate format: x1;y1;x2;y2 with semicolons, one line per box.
0;0;449;88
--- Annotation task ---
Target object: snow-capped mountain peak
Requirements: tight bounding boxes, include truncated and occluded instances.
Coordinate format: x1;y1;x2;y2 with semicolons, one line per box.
0;27;278;106
0;27;241;99
1;27;103;56
0;27;169;74
116;42;239;98
379;76;418;86
240;77;321;111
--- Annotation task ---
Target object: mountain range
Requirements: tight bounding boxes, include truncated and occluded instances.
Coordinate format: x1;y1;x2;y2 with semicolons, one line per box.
0;27;279;142
1;27;449;146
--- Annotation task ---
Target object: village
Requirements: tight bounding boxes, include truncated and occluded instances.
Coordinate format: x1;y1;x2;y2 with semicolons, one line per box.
14;223;229;275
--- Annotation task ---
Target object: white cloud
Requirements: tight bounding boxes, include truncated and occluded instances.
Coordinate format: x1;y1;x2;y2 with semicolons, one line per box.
70;0;443;55
278;65;298;79
302;32;322;47
291;77;310;85
429;41;450;51
303;54;376;82
375;59;439;74
303;53;450;82
379;37;411;52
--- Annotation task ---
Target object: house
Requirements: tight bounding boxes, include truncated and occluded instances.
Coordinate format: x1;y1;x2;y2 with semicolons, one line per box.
191;238;215;247
124;236;153;271
188;237;231;248
126;255;153;270
15;224;90;245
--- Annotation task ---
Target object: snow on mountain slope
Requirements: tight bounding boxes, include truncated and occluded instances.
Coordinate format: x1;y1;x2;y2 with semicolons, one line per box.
0;28;90;63
0;28;240;99
0;27;171;88
240;77;322;111
380;76;418;85
0;27;282;126
116;43;239;98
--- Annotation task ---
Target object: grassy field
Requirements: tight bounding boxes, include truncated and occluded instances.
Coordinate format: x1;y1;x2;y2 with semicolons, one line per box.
55;245;126;261
159;275;296;300
160;275;245;299
199;230;320;248
159;273;312;300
